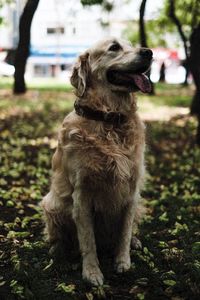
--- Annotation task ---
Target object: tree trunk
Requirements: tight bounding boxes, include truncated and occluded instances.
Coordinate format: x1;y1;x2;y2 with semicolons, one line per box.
168;0;200;144
168;0;190;86
189;25;200;144
168;0;190;60
13;0;40;94
159;62;166;82
139;0;154;95
183;65;189;86
139;0;148;48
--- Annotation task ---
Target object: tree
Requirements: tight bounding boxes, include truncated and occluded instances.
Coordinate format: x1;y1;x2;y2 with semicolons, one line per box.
139;0;147;48
167;0;200;143
81;0;103;4
139;0;154;94
124;18;178;49
168;0;190;85
190;25;200;143
81;0;112;9
13;0;40;94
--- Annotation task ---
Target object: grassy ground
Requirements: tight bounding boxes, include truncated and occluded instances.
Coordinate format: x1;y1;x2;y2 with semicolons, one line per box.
0;81;200;300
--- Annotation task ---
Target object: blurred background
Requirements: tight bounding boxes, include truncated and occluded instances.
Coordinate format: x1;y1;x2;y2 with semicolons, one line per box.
0;0;191;83
1;0;200;131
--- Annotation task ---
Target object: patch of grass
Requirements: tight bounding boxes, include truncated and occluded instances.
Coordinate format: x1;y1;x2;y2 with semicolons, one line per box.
0;86;200;299
139;83;194;107
0;77;72;92
0;90;74;117
140;94;191;107
0;77;194;107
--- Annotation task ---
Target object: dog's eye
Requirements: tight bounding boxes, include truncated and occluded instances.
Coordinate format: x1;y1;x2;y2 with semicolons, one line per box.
108;43;122;52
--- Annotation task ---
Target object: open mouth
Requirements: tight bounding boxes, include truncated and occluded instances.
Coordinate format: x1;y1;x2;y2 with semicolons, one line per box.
107;66;151;93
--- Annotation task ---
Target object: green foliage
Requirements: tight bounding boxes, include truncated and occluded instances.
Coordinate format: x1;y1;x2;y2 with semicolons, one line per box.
10;280;25;299
81;0;103;5
0;0;14;25
56;283;76;294
81;0;114;12
0;77;72;92
164;0;200;36
123;22;140;46
173;0;200;28
140;83;193;107
0;85;200;299
125;0;200;49
0;0;13;7
124;18;180;48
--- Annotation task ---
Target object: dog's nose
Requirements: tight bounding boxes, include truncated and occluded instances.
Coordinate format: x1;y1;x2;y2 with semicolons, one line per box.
139;48;153;60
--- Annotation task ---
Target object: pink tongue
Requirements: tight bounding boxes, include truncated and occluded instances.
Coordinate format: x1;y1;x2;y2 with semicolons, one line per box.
133;74;151;93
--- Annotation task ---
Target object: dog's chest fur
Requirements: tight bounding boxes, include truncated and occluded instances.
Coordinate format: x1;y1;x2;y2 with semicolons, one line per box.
59;112;145;212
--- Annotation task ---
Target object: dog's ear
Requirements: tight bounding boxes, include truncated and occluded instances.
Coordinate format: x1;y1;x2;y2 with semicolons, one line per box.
70;52;90;97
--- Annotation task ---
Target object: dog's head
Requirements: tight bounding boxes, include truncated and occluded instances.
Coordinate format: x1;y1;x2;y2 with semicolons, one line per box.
70;38;153;96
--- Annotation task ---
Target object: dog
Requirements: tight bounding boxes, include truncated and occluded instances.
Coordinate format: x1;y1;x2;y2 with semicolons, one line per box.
41;37;152;286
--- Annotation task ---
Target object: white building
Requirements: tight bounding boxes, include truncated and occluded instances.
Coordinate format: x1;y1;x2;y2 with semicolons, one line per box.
29;0;138;77
2;0;178;80
0;0;137;77
0;0;27;49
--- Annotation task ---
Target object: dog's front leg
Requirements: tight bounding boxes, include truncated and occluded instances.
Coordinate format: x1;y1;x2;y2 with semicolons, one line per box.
114;201;135;273
72;188;104;286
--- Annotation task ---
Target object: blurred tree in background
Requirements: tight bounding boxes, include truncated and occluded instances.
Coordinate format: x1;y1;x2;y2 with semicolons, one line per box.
81;0;103;4
124;14;177;49
138;0;154;94
3;0;200;143
125;0;200;143
81;0;113;10
13;0;112;95
167;0;200;143
13;0;40;94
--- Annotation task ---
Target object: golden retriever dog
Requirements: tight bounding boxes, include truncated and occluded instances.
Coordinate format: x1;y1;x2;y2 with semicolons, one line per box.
41;38;152;286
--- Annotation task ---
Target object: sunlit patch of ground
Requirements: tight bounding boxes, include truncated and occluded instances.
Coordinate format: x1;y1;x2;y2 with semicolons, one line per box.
139;100;189;121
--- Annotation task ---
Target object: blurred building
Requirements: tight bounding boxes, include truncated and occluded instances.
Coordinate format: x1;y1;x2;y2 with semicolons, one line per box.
0;0;187;83
150;48;190;84
0;0;134;78
0;0;26;50
29;0;137;78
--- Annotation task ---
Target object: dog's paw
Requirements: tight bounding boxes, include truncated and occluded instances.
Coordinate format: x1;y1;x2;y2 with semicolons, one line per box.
114;256;131;273
131;236;142;250
82;265;104;286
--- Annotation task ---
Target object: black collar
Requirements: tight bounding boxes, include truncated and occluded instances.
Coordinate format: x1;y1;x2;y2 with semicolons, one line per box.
74;99;127;127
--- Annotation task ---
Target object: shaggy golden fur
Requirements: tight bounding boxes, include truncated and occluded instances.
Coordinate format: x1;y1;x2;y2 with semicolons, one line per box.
41;38;152;286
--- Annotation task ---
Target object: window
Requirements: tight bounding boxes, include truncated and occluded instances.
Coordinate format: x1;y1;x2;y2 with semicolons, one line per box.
47;27;65;34
34;65;49;77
